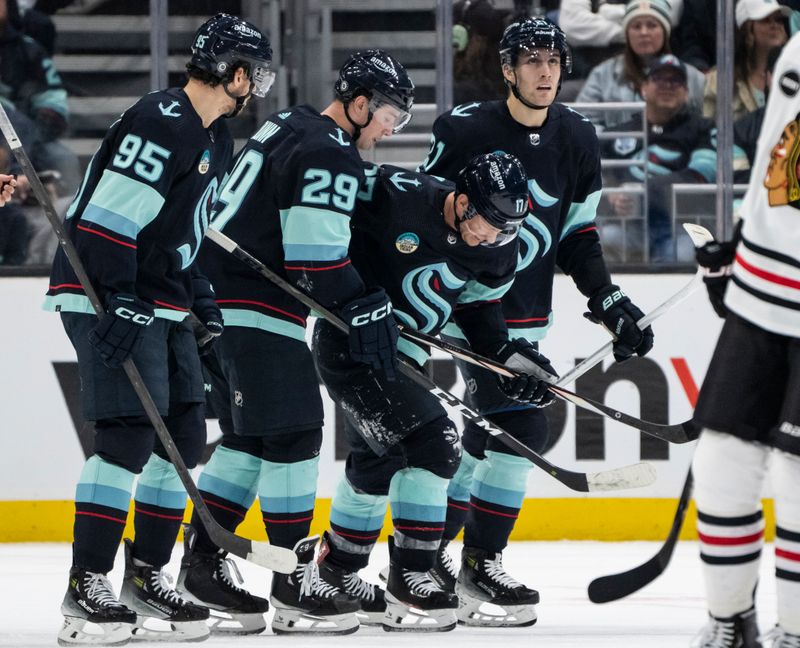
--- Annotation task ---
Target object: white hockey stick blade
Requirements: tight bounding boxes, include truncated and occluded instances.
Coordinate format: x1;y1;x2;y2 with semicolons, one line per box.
246;540;298;572
682;223;715;247
587;462;657;492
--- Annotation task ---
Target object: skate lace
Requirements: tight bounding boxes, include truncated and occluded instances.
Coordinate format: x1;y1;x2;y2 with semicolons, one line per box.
761;626;800;648
299;562;340;600
342;571;376;602
691;618;737;648
438;545;458;581
216;554;246;593
403;570;443;596
84;572;122;608
149;570;185;606
484;555;524;590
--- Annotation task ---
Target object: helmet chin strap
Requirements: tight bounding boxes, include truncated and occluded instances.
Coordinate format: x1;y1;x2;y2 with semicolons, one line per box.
507;70;558;111
222;80;252;119
343;101;372;142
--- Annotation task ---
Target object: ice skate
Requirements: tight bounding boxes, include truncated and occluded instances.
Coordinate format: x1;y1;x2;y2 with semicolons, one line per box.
270;535;360;635
761;626;800;648
428;539;458;593
119;539;210;642
693;607;762;648
176;525;268;635
58;567;136;646
455;545;539;627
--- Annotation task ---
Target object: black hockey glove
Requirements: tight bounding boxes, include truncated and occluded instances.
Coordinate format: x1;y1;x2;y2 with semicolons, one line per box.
586;285;654;362
88;293;155;368
341;287;399;381
696;239;737;318
191;296;224;356
491;338;558;407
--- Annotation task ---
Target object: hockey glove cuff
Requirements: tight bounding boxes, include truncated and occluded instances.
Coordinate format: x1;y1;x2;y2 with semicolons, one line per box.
88;293;155;368
192;297;224;356
342;287;399;381
492;338;558;407
586;285;654;362
696;239;737;319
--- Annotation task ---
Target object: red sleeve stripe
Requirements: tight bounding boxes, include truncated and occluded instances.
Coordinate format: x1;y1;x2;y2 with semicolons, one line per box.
574;225;598;235
216;298;307;325
506;316;549;323
49;283;85;291
153;300;189;312
77;224;137;250
736;253;800;290
284;259;352;272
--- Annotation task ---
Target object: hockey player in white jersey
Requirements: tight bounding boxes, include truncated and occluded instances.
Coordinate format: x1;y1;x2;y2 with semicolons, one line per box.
691;31;800;648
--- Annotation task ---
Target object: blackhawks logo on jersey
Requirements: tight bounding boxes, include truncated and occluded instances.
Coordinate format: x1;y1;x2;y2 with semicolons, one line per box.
765;113;800;208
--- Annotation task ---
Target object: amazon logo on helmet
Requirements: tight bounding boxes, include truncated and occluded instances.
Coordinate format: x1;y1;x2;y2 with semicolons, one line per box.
335;49;415;114
499;17;572;75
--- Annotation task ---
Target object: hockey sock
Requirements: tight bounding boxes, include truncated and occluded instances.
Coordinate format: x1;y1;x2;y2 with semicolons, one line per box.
131;454;187;567
73;455;136;573
444;450;480;542
463;450;532;553
327;476;388;572
389;467;447;571
258;455;319;549
773;451;800;635
194;445;260;553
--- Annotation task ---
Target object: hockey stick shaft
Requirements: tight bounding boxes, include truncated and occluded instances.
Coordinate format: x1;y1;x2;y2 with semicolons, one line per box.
206;227;655;493
0;107;296;573
587;469;694;603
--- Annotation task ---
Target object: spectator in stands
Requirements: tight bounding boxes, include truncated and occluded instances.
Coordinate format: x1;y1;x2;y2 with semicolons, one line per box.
670;0;716;71
452;0;508;103
603;55;716;261
0;0;80;194
576;0;705;129
10;0;56;55
0;147;27;264
703;0;789;121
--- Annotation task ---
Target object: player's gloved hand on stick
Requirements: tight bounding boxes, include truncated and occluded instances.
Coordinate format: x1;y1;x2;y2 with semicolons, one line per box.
88;293;155;368
586;285;654;362
695;239;736;318
342;287;399;381
192;296;224;356
492;338;557;407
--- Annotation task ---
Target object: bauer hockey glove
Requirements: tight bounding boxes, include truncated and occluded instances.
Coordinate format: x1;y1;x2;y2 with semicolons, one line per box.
586;285;654;362
88;293;155;368
492;338;558;407
341;287;399;381
696;239;737;319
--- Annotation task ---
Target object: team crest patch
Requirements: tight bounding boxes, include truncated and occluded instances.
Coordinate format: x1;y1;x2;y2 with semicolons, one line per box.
529;133;540;146
198;150;211;174
765;115;800;208
614;137;637;156
396;232;420;254
446;231;458;245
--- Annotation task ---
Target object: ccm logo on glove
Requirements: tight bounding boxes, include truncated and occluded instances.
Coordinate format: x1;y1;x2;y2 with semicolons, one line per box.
112;303;155;326
351;301;392;327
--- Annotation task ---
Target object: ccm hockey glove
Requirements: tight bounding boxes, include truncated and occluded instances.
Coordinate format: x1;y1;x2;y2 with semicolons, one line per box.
696;239;737;318
492;338;558;407
88;293;155;368
587;285;654;362
342;287;399;381
191;275;224;355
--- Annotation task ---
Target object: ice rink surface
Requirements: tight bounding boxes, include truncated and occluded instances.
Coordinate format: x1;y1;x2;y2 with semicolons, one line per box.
0;540;779;647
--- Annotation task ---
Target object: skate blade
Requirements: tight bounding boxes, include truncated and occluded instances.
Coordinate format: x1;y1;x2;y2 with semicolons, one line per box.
130;618;210;642
457;597;538;628
58;616;132;646
206;610;266;635
356;609;388;626
270;604;360;635
382;594;457;632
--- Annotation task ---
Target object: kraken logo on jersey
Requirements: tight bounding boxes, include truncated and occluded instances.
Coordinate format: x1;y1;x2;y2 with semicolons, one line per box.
402;263;467;332
396;232;420;254
765;113;800;208
198;150;211;174
177;177;219;268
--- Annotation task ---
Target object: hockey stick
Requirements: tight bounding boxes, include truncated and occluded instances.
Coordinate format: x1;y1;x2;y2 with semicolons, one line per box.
0;106;296;573
398;327;698;444
587;469;694;603
205;227;655;493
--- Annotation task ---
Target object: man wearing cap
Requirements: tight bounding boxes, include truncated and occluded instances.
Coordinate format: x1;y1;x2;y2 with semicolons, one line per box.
604;53;716;261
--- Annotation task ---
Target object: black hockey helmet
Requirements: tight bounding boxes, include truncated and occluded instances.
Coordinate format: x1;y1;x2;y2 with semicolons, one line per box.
456;153;529;247
189;13;275;97
499;16;572;75
335;49;415;133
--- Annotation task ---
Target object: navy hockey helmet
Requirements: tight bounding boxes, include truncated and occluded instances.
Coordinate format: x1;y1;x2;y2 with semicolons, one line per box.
190;14;275;97
456;153;529;247
335;49;415;133
499;17;572;76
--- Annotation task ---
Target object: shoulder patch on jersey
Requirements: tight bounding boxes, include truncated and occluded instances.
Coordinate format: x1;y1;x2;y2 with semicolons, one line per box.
158;100;182;118
198;150;211;174
451;102;480;118
614;137;637;156
396;232;420;254
779;70;800;98
252;121;281;143
328;128;351;147
389;172;422;192
278;111;292;120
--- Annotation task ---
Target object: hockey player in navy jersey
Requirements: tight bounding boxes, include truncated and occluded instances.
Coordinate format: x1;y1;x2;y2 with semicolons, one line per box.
45;14;274;645
315;152;550;632
418;17;654;626
177;50;415;635
690;31;800;648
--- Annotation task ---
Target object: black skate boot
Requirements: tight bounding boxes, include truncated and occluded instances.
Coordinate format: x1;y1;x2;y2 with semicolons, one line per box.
455;545;539;627
694;606;762;648
428;539;459;593
119;539;210;642
58;566;136;646
177;525;269;635
270;535;360;635
761;626;800;648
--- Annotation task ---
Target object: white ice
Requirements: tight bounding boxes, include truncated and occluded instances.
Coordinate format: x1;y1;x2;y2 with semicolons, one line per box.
0;540;779;647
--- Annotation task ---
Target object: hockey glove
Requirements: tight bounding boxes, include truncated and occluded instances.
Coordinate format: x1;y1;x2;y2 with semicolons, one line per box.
341;287;399;381
586;285;654;362
192;296;224;356
492;338;558;407
696;239;737;318
88;293;155;368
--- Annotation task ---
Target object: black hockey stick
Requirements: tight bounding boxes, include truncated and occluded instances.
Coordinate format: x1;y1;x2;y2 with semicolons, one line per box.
0;106;296;573
587;469;694;603
398;327;699;444
205;227;656;493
